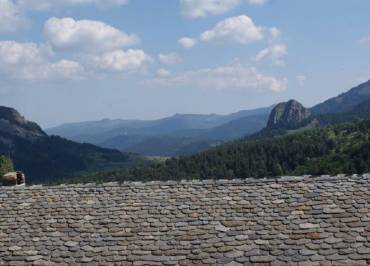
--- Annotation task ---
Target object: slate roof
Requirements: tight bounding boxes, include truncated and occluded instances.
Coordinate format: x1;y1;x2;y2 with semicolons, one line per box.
0;175;370;265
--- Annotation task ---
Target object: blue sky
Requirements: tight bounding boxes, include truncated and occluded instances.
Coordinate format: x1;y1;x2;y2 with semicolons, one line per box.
0;0;370;127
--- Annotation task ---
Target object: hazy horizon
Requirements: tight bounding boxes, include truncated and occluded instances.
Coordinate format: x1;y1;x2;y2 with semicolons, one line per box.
1;0;370;127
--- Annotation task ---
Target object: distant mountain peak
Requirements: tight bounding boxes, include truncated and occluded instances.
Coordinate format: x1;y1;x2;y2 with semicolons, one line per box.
312;79;370;114
0;106;46;139
266;99;311;130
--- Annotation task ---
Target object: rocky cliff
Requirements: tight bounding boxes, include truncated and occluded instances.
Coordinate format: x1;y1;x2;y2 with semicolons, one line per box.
0;106;46;140
266;99;312;130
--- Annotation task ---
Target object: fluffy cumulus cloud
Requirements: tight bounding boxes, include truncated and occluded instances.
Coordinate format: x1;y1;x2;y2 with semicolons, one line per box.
178;37;197;49
200;15;264;44
89;49;151;72
43;17;151;74
0;16;150;80
180;0;269;18
180;0;240;18
44;17;138;52
0;41;83;80
158;53;182;65
145;64;287;92
255;44;287;65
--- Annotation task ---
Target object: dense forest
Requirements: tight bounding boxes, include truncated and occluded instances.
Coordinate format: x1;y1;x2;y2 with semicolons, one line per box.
62;119;370;184
6;135;142;183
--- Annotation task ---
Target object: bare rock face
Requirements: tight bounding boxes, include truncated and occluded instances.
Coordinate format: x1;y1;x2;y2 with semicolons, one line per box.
267;100;311;130
0;106;46;140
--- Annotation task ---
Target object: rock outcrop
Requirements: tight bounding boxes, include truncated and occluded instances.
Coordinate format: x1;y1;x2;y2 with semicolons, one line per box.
0;106;46;140
1;175;370;265
266;99;312;130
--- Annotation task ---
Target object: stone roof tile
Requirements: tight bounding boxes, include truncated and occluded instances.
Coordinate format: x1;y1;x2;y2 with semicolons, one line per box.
0;175;369;265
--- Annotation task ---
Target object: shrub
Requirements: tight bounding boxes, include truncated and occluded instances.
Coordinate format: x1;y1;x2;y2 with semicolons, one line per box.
0;155;14;177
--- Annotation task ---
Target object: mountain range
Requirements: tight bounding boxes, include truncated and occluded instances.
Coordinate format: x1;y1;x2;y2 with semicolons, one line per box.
75;80;370;183
46;80;370;157
0;107;141;183
46;107;272;156
2;79;370;184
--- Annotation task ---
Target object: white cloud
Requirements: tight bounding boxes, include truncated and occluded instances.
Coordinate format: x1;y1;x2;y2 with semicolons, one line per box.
247;0;268;6
47;59;84;80
255;44;287;65
156;68;171;77
90;49;151;72
43;17;151;74
178;37;197;49
18;0;129;11
0;40;150;78
181;0;240;18
200;15;264;44
0;0;129;33
0;0;26;32
44;17;138;53
296;75;306;87
158;53;182;65
0;41;83;80
145;63;287;92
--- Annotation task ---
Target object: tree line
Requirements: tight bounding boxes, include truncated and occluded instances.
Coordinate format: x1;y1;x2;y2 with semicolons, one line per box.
66;119;370;184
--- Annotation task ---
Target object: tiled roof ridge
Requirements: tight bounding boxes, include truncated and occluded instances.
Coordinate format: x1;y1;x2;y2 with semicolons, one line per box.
2;173;369;190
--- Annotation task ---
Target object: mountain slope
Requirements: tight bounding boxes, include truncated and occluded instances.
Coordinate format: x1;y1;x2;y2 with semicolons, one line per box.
47;106;272;156
311;80;370;114
123;136;218;157
0;106;141;183
203;113;270;140
74;119;370;183
99;113;269;156
47;106;272;141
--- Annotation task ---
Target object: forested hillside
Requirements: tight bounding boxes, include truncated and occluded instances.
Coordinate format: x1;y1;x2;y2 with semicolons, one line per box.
68;119;370;184
0;106;143;183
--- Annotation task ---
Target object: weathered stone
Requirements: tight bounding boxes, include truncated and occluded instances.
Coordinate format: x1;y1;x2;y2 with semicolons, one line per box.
215;223;230;232
64;241;79;247
25;255;43;262
224;250;244;259
0;175;369;265
299;223;320;229
250;255;274;262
